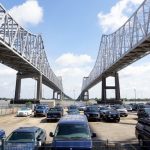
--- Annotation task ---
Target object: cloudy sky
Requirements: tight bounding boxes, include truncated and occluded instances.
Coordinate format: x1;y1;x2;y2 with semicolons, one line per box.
0;0;149;99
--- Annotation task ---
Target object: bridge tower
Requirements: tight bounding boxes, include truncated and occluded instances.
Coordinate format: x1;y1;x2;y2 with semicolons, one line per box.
14;72;42;101
101;72;120;103
81;90;89;101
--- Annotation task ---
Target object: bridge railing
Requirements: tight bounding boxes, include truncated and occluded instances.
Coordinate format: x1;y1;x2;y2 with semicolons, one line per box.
0;4;63;91
82;0;150;91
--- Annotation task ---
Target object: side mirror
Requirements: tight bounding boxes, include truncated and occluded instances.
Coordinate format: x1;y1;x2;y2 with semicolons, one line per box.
91;133;96;138
49;132;54;137
37;140;41;146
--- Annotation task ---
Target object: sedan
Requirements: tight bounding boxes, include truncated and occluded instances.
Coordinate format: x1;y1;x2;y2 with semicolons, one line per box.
5;126;46;150
17;107;32;117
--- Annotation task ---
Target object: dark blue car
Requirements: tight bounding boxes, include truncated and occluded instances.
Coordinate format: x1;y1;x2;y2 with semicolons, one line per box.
5;126;46;150
0;129;5;139
50;114;96;150
34;105;49;117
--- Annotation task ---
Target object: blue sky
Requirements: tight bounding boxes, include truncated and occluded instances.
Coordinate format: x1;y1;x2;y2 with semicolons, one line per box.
0;0;149;99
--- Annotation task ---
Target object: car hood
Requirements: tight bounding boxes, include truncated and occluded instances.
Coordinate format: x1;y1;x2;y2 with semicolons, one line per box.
52;140;92;149
5;142;35;150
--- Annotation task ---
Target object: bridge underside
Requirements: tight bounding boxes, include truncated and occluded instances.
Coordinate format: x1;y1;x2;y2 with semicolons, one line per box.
0;41;69;101
79;36;150;102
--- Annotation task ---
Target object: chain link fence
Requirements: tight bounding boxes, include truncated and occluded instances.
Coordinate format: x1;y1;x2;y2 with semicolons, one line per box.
0;139;143;150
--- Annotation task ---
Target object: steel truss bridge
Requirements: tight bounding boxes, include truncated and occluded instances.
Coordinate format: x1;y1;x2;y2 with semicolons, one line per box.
0;4;71;101
79;0;150;102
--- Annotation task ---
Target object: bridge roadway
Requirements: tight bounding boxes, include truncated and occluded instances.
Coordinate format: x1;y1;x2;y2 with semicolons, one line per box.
0;111;138;149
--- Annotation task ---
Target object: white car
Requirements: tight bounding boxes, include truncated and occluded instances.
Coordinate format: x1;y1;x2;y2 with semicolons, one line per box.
17;107;32;117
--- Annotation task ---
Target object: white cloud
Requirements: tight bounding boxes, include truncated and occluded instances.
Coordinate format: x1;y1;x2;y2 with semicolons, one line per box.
9;0;43;27
55;53;93;67
54;53;94;98
97;0;144;33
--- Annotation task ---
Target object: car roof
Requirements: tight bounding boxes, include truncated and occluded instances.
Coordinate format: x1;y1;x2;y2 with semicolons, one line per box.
59;115;87;124
13;126;40;133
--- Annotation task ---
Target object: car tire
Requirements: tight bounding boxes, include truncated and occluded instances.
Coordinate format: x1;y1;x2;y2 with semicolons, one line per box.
115;119;120;123
139;137;145;147
125;114;128;117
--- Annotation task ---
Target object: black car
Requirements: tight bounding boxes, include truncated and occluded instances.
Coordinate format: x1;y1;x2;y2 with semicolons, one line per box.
137;107;150;119
135;118;150;148
84;106;100;121
103;109;120;122
47;107;63;122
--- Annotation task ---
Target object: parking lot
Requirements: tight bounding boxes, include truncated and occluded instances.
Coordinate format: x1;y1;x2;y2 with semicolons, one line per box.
0;110;139;149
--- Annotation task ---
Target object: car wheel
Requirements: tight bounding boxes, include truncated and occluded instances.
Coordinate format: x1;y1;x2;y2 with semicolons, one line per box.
139;137;145;148
115;119;120;123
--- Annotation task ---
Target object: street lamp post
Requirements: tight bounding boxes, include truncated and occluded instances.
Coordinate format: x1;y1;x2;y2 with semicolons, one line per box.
134;88;136;103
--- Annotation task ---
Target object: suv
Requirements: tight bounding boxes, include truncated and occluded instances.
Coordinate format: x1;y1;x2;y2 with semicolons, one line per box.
135;118;150;148
84;106;100;121
50;114;96;150
5;126;46;150
34;105;49;117
47;107;63;122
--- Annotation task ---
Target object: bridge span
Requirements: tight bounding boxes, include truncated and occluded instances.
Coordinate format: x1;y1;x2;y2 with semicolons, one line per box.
79;0;150;103
0;4;71;102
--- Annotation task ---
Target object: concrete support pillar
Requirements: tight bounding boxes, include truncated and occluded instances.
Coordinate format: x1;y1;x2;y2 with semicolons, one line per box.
14;73;22;101
82;91;89;100
101;72;120;102
115;72;120;100
37;74;42;100
102;76;106;101
53;90;56;99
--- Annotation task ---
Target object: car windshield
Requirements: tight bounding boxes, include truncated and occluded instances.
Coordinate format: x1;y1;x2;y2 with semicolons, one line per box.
99;107;108;110
49;108;59;112
86;107;99;112
36;106;45;109
54;123;90;140
7;132;35;142
20;107;28;111
114;105;125;109
69;106;77;109
144;108;150;113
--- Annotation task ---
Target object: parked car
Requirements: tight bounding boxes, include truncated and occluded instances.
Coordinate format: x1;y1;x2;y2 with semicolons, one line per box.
137;108;150;119
103;109;120;122
135;118;150;148
17;107;32;117
0;129;5;139
124;104;132;112
67;109;80;115
99;106;110;119
5;126;46;150
78;105;86;111
84;106;101;121
55;106;64;116
112;105;128;117
50;114;96;150
34;105;49;117
47;107;63;122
